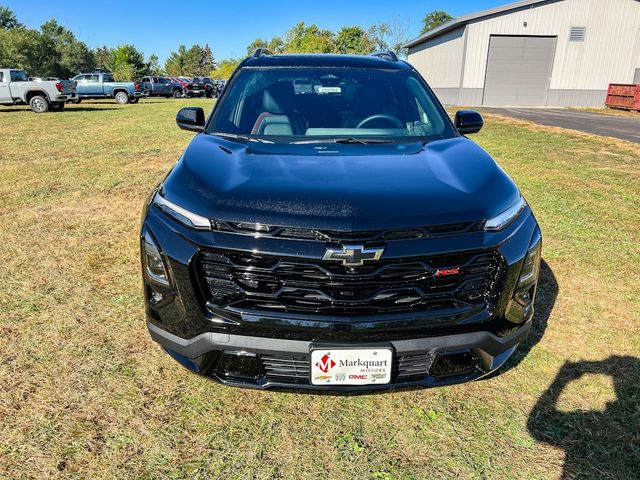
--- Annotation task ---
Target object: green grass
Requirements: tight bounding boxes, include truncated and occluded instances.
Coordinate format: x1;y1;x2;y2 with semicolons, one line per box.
0;99;638;479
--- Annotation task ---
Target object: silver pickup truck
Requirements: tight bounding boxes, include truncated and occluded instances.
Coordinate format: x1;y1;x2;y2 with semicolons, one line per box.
0;69;77;112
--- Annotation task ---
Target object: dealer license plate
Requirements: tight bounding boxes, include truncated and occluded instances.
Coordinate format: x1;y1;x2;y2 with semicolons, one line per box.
310;348;392;385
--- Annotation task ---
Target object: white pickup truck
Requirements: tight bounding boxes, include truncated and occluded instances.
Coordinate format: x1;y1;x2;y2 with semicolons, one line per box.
0;69;77;112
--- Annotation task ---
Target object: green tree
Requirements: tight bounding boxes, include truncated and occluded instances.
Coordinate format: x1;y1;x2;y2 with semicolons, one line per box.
0;6;22;30
335;26;374;54
147;53;162;76
112;44;147;80
164;45;188;75
202;44;216;72
0;27;55;76
210;58;240;80
41;19;95;78
368;19;410;57
284;22;335;53
94;45;113;71
420;10;453;34
246;38;268;56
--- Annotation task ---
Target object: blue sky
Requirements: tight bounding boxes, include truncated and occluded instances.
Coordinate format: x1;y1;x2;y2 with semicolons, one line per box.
3;0;507;62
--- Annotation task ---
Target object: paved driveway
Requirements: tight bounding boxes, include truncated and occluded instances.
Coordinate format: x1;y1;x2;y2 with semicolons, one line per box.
481;108;640;144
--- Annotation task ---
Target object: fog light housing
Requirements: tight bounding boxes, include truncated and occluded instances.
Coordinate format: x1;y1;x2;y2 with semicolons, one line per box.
506;238;541;323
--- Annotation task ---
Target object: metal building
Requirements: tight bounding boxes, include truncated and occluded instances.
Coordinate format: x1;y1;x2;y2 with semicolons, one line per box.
404;0;640;107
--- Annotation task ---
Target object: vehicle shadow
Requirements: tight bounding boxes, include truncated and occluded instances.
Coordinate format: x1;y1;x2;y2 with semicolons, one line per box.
498;259;558;374
528;356;640;479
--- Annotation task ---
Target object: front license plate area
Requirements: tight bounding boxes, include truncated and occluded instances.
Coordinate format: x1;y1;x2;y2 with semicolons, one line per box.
310;347;392;385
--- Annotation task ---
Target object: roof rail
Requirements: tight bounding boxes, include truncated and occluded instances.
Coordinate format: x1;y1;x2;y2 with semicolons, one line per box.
370;50;399;62
252;48;273;59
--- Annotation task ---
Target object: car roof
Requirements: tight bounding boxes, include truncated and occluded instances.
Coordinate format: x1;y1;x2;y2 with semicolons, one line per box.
240;53;413;71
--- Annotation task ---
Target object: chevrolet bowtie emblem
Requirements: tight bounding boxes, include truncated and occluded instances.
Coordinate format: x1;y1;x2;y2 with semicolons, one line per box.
322;244;385;267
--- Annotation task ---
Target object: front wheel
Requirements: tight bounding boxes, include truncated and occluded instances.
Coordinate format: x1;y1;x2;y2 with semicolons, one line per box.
115;91;130;104
173;89;182;98
29;95;49;113
50;102;65;112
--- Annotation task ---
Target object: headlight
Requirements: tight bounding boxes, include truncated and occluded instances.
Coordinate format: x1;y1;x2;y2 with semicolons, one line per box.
484;196;527;231
153;192;211;229
142;230;171;287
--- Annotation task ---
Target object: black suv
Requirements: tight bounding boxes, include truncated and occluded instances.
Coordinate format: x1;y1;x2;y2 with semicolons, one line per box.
140;50;542;391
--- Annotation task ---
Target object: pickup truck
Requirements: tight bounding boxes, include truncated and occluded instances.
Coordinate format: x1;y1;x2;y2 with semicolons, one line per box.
0;69;77;112
71;72;146;104
141;76;181;98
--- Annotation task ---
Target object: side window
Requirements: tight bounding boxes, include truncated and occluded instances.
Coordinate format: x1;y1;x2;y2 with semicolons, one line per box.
10;70;29;82
142;77;150;83
103;74;114;82
87;75;99;82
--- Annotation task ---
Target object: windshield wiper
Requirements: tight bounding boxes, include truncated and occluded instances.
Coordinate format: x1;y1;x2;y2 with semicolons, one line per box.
210;132;273;143
334;137;393;145
292;137;393;145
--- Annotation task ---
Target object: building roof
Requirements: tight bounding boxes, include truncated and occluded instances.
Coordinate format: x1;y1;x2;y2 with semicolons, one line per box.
240;53;412;70
403;0;558;48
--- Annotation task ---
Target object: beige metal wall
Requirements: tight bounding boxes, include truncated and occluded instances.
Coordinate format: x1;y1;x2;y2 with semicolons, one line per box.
408;0;640;106
463;0;640;90
407;27;465;104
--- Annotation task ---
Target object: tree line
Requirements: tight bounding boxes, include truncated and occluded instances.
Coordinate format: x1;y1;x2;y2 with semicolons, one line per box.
0;6;452;80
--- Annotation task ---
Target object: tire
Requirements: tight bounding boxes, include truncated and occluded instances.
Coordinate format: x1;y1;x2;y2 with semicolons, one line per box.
206;91;212;99
29;95;49;113
50;102;65;112
130;98;139;104
72;98;82;104
173;89;182;98
115;91;129;104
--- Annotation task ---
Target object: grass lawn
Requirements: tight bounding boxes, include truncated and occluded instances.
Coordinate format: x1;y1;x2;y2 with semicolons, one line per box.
0;99;638;479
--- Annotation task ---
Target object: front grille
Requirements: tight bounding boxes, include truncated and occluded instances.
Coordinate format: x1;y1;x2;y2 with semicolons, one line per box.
198;249;502;316
261;354;310;384
260;353;438;384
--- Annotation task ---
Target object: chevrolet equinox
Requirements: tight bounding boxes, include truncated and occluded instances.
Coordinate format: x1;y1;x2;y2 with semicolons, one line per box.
140;50;542;391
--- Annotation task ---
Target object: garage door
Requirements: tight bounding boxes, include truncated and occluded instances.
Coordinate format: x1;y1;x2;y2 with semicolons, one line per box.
482;35;557;106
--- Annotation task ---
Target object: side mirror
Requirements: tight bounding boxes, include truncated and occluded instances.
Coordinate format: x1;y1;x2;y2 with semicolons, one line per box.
454;110;484;135
176;107;205;132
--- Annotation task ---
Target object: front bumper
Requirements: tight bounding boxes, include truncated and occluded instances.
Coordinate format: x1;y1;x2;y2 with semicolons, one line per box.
148;319;531;391
141;194;541;391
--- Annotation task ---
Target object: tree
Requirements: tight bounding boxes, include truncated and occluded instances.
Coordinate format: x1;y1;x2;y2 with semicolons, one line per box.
164;45;188;76
210;58;240;80
202;44;216;72
41;19;95;78
247;36;285;56
368;19;410;58
335;26;374;55
420;10;453;34
246;38;268;56
0;27;55;76
112;44;147;80
94;45;113;71
0;6;22;30
284;22;335;53
147;54;161;76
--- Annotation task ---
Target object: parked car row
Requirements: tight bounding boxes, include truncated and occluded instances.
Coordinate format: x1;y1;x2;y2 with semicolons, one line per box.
143;76;225;99
0;67;227;112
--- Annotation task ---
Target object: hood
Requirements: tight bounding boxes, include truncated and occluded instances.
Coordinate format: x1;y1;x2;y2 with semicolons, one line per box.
161;134;520;231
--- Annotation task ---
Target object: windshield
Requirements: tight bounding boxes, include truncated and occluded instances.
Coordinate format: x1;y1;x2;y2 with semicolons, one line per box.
208;67;455;143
